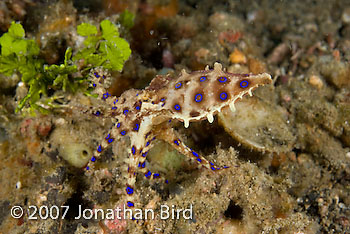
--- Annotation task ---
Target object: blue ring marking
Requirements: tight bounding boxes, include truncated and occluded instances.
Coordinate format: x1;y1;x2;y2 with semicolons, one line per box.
102;75;106;79
97;145;102;153
209;162;214;166
199;76;206;82
108;138;114;143
165;179;169;184
135;106;140;110
126;186;134;195
142;151;148;157
86;166;89;170
120;131;126;136
102;92;109;99
145;171;152;178
138;161;145;168
123;109;129;115
117;123;121;128
174;104;181;111
153;173;160;178
197;158;202;162
113;99;118;104
220;92;228;100
161;103;165;107
192;151;199;157
146;141;150;146
223;166;230;169
94;111;101;116
175;82;182;89
160;98;165;102
132;146;136;155
127;201;134;207
92;83;96;87
105;134;110;139
134;124;140;131
111;107;117;110
174;140;179;146
240;80;249;88
211;167;216;171
195;94;203;102
218;76;227;83
91;156;96;162
94;72;100;78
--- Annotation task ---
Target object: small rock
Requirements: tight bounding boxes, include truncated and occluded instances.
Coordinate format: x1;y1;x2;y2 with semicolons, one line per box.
218;97;295;153
342;7;350;24
229;48;247;64
308;75;323;90
0;127;7;142
319;59;350;89
45;167;67;185
248;58;267;74
346;152;350;159
208;12;245;32
268;43;290;65
0;200;10;226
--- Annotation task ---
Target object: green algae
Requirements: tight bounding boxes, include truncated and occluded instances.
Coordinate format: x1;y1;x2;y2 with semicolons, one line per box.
0;19;131;114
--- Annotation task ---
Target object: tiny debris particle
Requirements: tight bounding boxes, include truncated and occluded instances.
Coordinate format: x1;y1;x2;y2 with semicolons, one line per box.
308;75;323;89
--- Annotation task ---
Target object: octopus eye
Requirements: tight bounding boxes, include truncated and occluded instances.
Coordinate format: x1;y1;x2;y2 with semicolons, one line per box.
240;80;249;88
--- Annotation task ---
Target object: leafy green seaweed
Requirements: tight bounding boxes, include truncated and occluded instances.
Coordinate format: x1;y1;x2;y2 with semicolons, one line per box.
118;9;135;30
73;19;131;72
0;18;131;114
0;22;41;79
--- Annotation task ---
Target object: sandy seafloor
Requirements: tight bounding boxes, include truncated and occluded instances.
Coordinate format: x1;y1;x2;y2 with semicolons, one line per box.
0;0;350;233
